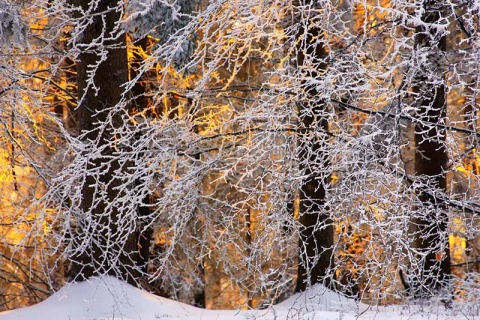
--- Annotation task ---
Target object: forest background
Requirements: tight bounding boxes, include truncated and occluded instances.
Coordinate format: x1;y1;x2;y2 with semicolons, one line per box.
0;0;480;313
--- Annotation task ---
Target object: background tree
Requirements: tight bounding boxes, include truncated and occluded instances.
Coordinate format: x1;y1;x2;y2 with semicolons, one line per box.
410;1;451;298
64;0;142;283
293;1;334;292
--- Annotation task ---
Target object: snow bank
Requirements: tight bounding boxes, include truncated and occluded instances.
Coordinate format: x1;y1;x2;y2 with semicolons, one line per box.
0;276;239;320
0;276;467;320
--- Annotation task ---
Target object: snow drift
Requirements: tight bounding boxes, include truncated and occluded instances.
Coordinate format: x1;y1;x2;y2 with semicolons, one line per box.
0;276;466;320
0;276;238;320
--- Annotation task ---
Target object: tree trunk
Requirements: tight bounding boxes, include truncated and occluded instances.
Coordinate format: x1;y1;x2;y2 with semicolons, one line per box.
295;4;334;292
129;36;154;275
412;2;451;298
67;0;140;285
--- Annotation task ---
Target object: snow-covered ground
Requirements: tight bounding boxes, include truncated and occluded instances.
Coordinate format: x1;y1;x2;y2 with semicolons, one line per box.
0;276;477;320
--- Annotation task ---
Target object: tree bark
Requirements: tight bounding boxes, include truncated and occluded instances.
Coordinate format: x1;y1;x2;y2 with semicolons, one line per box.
412;2;451;298
68;0;139;285
295;4;334;292
129;36;154;275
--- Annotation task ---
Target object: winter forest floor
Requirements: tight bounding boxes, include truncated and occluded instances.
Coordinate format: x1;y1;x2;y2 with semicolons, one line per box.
0;276;478;320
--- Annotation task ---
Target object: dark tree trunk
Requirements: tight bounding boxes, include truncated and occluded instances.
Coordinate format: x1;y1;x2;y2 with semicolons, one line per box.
130;36;154;275
193;262;206;308
67;0;140;285
412;2;451;298
135;181;153;275
131;38;149;110
294;5;334;293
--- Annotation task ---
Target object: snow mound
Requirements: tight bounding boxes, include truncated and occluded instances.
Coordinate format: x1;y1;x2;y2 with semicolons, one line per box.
0;276;230;320
271;284;366;320
0;276;464;320
277;284;360;312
